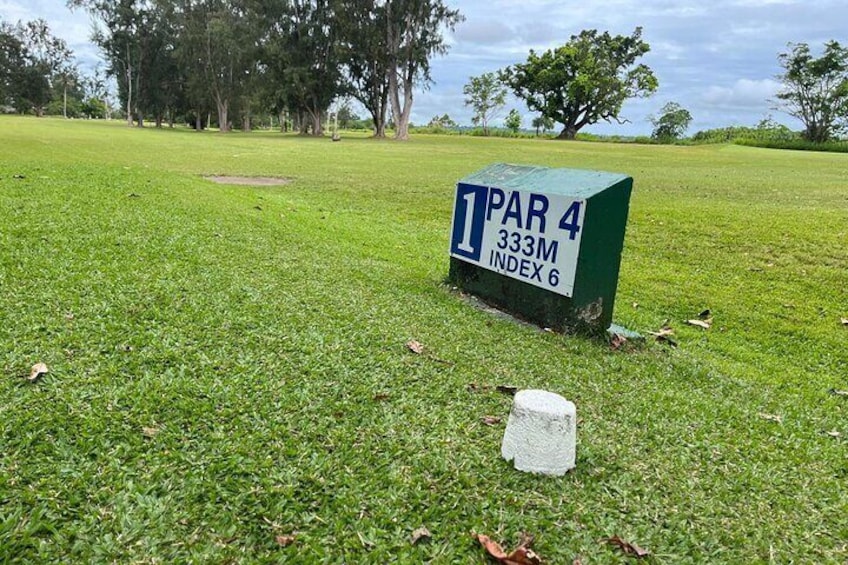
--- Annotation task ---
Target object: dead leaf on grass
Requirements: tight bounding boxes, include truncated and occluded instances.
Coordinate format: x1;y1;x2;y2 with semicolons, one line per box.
476;533;542;565
825;430;841;438
841;317;848;326
685;318;713;330
828;389;848;397
142;426;160;438
648;326;677;347
758;412;783;424
410;526;431;545
28;363;48;382
275;534;296;547
406;340;424;354
373;392;390;402
496;385;519;396
605;535;650;558
481;416;502;426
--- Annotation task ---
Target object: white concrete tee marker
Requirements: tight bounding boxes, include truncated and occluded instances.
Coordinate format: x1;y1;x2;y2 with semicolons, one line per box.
501;389;576;476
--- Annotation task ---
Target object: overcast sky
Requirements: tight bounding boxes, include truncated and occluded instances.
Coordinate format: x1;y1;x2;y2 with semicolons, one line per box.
2;0;846;135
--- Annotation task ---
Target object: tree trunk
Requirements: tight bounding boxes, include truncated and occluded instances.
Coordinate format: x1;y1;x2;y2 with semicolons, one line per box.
309;110;322;136
136;112;144;127
389;72;414;141
243;112;251;132
216;98;229;132
195;113;202;131
63;86;67;119
557;126;577;140
126;65;133;127
155;114;163;128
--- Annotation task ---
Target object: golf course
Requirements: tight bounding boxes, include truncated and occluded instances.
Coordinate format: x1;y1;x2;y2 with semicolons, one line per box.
1;117;846;562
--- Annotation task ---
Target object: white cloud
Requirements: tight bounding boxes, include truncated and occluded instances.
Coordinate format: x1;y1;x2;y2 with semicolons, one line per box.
702;78;781;109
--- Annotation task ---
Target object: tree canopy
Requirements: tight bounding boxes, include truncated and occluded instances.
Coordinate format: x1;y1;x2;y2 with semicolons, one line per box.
500;27;658;139
651;101;692;141
776;40;848;143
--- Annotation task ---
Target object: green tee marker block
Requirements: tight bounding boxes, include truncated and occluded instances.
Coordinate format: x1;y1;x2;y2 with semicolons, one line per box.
448;163;633;336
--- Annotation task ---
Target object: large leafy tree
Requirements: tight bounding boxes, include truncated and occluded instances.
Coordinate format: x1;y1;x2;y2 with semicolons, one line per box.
776;41;848;143
651;101;692;141
463;71;506;136
174;0;260;132
500;27;657;139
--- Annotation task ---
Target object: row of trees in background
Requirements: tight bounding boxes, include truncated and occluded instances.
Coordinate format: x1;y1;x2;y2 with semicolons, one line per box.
2;8;846;145
60;0;462;139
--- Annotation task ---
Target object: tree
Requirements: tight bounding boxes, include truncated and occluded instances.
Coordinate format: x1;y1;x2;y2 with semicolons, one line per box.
0;22;26;108
775;41;848;143
70;0;160;126
650;101;692;141
427;113;456;129
335;0;391;137
336;100;360;129
2;19;73;116
531;114;554;136
463;71;505;135
500;27;658;140
384;0;463;140
504;108;521;133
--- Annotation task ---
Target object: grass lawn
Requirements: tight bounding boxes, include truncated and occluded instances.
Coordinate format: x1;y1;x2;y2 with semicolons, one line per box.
1;116;846;563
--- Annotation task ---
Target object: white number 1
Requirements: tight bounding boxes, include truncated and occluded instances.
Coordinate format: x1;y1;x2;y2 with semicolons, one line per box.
457;190;477;253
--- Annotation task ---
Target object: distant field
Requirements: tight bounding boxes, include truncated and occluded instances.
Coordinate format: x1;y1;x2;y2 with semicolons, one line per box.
1;116;846;563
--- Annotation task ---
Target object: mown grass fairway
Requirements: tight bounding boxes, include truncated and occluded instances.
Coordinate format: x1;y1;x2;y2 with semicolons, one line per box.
1;117;847;563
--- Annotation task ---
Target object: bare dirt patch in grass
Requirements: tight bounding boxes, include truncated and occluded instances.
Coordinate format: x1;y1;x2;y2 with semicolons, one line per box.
204;175;291;186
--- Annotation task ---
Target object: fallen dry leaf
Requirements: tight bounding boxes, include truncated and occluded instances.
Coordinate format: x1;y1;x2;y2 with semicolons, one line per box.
841;318;848;326
648;326;677;347
410;526;431;545
481;416;502;426
758;412;783;424
685;318;713;330
476;533;541;565
496;385;519;396
28;363;49;382
275;534;296;547
142;426;160;438
605;535;650;558
828;389;848;397
632;302;639;309
373;392;390;402
406;340;424;354
825;430;841;438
